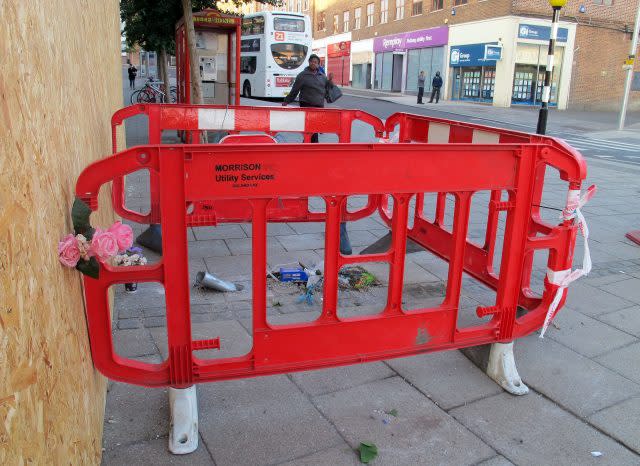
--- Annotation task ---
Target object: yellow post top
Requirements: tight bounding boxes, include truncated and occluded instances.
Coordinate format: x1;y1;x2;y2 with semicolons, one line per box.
549;0;567;7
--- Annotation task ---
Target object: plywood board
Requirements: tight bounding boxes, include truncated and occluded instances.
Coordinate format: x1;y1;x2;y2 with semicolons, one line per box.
0;1;123;463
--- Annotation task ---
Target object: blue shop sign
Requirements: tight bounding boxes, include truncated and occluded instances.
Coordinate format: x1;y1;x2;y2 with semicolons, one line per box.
484;44;502;60
518;24;568;43
450;43;499;67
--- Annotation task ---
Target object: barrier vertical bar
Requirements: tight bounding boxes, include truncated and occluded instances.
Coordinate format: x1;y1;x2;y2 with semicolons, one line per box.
159;147;193;386
484;190;503;273
444;192;472;310
496;148;537;340
435;193;447;225
386;194;410;314
321;196;342;322
252;199;269;331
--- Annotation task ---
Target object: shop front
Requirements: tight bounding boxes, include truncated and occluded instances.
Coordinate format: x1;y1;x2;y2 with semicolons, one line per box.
448;17;575;109
351;39;373;89
449;43;499;103
512;23;569;106
327;41;351;86
373;26;448;93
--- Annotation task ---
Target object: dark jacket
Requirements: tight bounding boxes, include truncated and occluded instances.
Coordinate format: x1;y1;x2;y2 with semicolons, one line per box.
432;75;443;88
128;66;137;78
284;66;332;107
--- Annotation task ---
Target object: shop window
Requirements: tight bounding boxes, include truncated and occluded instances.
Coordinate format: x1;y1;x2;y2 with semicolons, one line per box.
381;0;389;23
512;68;535;102
367;3;375;27
396;0;405;19
432;0;443;10
343;11;350;32
412;0;423;16
482;69;495;99
354;7;362;29
317;11;326;31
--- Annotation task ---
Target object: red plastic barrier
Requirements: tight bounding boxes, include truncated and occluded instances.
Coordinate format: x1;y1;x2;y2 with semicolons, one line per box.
110;104;385;226
77;133;586;387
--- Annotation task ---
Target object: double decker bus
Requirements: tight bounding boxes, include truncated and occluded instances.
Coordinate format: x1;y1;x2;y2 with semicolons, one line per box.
240;11;312;99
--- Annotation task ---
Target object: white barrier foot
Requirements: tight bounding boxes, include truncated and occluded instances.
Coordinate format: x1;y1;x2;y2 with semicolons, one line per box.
168;385;199;454
486;342;529;396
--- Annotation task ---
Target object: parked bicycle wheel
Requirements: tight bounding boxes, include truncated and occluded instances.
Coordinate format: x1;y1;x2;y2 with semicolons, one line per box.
137;88;156;103
130;89;142;105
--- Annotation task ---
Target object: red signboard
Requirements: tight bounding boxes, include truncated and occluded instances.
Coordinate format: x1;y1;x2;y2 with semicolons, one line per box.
274;31;285;41
327;41;351;57
275;76;293;87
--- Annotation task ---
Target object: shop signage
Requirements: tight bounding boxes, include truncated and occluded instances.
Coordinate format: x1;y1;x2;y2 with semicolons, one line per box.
484;44;502;61
373;26;448;53
328;41;351;57
193;9;239;27
449;43;499;67
518;24;568;43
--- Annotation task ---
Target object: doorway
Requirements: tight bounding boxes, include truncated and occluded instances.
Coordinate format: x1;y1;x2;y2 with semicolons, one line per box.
391;54;403;92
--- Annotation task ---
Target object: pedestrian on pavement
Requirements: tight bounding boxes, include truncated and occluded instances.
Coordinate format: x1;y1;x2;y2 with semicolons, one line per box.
417;71;426;104
429;71;443;103
282;54;335;142
127;63;137;89
282;54;352;255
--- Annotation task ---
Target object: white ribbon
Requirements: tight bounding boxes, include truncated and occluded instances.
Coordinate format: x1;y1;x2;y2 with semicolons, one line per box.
378;132;399;144
540;186;596;338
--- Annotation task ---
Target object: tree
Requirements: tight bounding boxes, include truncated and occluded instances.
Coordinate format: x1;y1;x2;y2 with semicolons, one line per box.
121;0;279;104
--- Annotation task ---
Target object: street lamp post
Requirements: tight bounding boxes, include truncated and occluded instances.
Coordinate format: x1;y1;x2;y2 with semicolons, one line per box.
536;0;567;135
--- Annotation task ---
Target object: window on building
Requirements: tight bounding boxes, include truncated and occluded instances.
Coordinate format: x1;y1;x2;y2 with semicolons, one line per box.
593;0;613;4
343;11;350;32
317;11;326;31
296;0;302;12
396;0;405;19
412;0;423;16
453;0;468;5
380;0;389;23
354;7;362;29
303;0;309;10
432;0;443;10
333;14;339;33
367;3;375;26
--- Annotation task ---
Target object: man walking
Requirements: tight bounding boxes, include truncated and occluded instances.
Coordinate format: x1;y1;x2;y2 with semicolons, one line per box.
429;71;443;103
282;54;352;255
417;71;425;104
127;63;137;89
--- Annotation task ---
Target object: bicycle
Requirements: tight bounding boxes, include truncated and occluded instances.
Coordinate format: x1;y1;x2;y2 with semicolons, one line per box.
130;78;177;104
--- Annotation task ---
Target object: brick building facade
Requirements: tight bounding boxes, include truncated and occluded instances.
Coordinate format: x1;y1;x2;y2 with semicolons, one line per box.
290;0;640;110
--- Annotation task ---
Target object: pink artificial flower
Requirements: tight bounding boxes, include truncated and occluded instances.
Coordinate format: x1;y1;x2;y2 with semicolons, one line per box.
58;234;81;267
90;229;119;262
107;221;134;252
